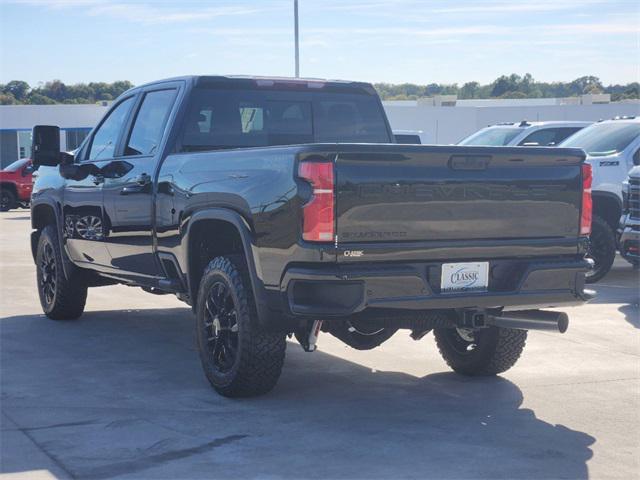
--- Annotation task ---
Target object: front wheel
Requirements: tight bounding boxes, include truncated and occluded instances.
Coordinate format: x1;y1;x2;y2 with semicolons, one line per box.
36;225;88;320
434;326;527;376
0;189;16;211
585;215;616;284
195;255;286;397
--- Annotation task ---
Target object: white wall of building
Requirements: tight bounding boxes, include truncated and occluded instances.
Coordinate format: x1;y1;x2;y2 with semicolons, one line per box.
0;104;108;130
382;102;640;144
0;101;639;149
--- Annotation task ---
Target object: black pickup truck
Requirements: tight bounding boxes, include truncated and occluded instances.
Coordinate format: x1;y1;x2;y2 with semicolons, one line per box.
30;75;593;397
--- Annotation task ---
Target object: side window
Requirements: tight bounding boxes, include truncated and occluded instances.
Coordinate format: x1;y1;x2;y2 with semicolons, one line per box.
520;127;583;147
550;127;582;145
125;89;177;156
240;105;264;133
88;97;135;160
519;129;558;146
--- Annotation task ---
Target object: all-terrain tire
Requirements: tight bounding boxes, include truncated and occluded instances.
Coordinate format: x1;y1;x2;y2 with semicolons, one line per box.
195;255;286;398
585;215;616;284
36;225;88;320
0;189;16;212
434;326;527;376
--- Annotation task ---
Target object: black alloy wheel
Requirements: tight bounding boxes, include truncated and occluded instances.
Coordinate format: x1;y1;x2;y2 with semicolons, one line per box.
203;281;240;374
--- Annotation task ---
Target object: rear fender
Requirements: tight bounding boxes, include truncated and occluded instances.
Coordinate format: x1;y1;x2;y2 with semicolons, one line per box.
182;208;270;326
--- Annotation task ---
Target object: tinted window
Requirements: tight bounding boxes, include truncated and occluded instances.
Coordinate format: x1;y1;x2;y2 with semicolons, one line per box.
560;122;640;155
181;88;389;151
125;90;176;156
519;127;583;146
394;134;422;144
458;127;522;146
88;97;135;160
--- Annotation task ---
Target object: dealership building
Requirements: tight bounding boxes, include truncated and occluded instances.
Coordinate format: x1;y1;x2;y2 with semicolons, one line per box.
0;96;639;168
0;104;109;168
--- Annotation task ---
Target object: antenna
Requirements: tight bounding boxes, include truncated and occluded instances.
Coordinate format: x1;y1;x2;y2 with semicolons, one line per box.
294;0;300;77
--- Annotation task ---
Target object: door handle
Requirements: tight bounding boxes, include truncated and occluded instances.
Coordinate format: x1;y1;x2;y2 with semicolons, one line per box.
92;174;104;185
120;173;151;195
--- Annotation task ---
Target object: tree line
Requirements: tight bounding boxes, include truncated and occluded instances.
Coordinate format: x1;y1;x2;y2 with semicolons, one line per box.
0;74;638;105
375;74;639;101
0;80;134;105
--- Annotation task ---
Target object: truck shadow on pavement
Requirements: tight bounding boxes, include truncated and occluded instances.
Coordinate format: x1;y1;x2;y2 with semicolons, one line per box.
1;308;595;479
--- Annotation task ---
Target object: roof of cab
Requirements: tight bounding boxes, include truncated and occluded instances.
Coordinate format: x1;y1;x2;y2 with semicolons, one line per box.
123;75;378;96
488;120;592;128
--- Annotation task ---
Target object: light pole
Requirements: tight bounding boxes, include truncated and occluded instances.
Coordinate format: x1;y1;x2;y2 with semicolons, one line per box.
294;0;300;77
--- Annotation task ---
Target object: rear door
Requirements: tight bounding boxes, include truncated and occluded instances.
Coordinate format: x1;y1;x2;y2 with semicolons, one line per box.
334;144;584;247
101;85;179;279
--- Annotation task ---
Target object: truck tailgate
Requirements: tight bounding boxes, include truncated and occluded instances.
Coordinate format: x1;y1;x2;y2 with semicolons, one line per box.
335;144;585;245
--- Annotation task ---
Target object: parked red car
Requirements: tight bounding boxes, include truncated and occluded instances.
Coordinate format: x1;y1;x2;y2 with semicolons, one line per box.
0;158;34;211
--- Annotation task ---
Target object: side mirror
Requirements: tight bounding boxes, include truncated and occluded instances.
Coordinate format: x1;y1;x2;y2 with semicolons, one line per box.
22;164;35;176
31;125;61;167
633;149;640;166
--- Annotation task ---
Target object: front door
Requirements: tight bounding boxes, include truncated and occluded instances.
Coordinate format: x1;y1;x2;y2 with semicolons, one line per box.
101;87;178;280
64;95;136;268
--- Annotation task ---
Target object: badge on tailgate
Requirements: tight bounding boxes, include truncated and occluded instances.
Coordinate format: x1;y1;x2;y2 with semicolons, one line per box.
441;262;489;293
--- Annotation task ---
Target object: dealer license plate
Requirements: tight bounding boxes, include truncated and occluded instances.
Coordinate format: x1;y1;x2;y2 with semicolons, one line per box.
441;262;489;293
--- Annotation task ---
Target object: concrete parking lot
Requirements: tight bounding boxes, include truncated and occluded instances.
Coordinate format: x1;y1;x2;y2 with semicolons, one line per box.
0;210;638;480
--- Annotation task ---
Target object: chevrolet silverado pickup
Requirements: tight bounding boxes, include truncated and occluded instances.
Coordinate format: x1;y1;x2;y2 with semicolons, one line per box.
30;76;593;397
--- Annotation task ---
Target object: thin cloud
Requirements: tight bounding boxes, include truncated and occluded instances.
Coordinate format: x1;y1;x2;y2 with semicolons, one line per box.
9;0;272;24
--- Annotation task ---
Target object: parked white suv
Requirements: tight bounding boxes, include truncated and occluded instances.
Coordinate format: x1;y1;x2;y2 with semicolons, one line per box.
458;121;591;147
560;117;640;281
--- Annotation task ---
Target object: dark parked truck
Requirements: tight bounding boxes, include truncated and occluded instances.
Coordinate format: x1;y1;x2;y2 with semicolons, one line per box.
30;76;594;397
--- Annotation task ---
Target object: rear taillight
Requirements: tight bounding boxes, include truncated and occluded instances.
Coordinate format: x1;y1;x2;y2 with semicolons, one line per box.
580;163;593;236
298;161;335;242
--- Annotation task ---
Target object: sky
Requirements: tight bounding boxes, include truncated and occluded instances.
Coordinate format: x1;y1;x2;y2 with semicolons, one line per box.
0;0;638;87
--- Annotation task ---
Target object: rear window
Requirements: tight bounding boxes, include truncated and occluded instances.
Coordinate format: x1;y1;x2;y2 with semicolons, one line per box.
180;88;390;151
458;127;522;146
560;122;640;156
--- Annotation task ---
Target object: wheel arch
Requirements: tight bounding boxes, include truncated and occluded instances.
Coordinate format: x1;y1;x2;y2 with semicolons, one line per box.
30;201;60;261
183;208;269;323
0;182;18;196
592;191;622;231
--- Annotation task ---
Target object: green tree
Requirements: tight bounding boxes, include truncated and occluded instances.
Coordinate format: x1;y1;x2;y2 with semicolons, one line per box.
3;81;30;101
0;92;17;105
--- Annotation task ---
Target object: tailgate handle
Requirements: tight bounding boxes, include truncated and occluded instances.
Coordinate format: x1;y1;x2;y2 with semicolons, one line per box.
449;155;491;170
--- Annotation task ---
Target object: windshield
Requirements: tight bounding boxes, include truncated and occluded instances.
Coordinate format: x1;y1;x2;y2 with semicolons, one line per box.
2;158;29;172
180;87;391;151
458;127;522;146
560;122;640;156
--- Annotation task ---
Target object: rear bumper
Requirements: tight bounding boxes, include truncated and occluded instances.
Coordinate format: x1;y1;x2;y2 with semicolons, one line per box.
281;257;592;317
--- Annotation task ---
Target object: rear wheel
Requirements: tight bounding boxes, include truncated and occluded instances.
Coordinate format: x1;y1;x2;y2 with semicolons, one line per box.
195;255;286;397
0;189;16;211
585;215;616;283
434;326;527;376
36;225;88;320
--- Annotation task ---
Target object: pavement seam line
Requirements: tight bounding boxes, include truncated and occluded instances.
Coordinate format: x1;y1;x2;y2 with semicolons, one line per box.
1;410;76;479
